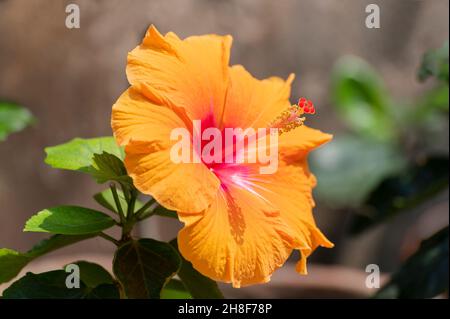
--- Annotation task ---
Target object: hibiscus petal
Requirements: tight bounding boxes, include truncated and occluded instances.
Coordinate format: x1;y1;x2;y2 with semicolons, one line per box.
278;125;333;163
240;160;334;275
221;65;294;129
124;140;220;213
112;86;187;145
177;182;300;288
112;87;220;212
127;25;232;124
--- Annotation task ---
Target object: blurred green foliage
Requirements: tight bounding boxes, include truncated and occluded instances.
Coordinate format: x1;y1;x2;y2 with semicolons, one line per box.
311;135;406;207
331;56;397;141
312;57;406;207
350;156;449;235
418;42;449;84
375;226;449;299
312;43;449;299
0;101;33;141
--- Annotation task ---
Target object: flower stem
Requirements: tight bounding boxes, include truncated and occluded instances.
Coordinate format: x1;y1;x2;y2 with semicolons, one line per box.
127;191;137;220
120;189;138;241
134;198;156;220
110;183;126;225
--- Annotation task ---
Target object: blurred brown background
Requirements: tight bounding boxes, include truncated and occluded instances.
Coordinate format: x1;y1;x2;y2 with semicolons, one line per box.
0;0;448;297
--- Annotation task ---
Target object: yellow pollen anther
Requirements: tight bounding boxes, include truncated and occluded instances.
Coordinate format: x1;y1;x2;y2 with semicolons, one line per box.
269;104;306;135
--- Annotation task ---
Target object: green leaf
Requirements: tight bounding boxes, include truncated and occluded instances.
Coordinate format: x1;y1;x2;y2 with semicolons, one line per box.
24;206;115;235
45;139;134;187
67;261;114;288
170;239;224;299
310;135;407;207
0;249;30;285
93;188;144;216
161;279;192;299
332;56;397;141
26;234;96;258
375;226;449;299
418;42;449;84
84;284;120;299
0;101;34;141
90;152;133;185
2;270;119;299
3;270;85;299
44;137;124;174
350;156;449;235
0;234;95;284
113;239;181;299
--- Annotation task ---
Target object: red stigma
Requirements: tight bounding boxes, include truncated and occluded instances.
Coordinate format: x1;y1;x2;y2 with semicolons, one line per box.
297;97;316;114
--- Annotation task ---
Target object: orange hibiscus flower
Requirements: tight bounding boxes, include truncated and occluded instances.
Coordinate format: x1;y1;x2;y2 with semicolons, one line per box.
112;25;333;288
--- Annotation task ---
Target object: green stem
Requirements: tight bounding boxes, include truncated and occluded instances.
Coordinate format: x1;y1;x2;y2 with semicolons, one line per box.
127;190;137;220
120;189;138;242
110;183;125;225
121;183;131;203
135;198;156;220
99;232;120;246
